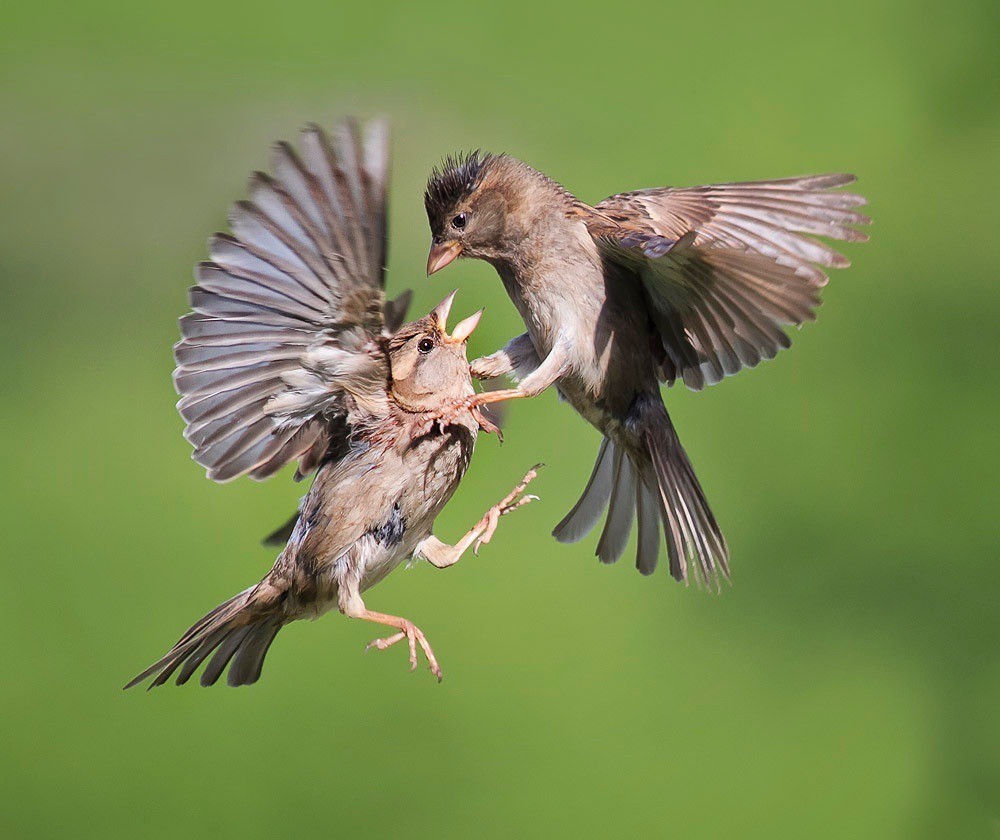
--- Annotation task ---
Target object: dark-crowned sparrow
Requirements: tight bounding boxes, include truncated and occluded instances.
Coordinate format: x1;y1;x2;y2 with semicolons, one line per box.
424;154;868;585
126;121;536;688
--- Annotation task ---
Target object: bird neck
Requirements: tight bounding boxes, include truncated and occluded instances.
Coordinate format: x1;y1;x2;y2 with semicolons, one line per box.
492;213;602;292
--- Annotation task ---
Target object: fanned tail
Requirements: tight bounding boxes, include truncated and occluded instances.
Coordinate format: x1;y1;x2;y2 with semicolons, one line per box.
552;436;663;577
640;399;729;586
552;438;614;544
124;582;286;689
552;397;729;586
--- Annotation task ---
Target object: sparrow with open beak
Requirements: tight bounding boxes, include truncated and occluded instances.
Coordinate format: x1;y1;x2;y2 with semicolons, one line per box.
126;121;537;688
424;152;869;585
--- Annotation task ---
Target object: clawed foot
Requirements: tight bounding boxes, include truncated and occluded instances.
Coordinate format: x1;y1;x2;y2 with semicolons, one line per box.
418;395;502;439
474;464;542;554
471;405;502;438
365;619;443;682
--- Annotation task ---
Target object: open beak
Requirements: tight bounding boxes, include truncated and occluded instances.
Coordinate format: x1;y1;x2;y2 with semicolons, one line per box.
426;240;463;276
430;290;458;333
446;308;483;344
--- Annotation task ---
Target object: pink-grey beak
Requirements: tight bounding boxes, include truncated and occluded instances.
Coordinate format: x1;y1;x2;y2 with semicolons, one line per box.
429;290;458;333
446;308;483;344
426;240;463;276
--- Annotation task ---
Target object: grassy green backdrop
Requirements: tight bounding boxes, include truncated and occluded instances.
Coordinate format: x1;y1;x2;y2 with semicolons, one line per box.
2;1;997;837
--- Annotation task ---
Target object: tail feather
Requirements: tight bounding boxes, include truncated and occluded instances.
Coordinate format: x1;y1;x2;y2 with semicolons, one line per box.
595;445;636;564
228;618;283;686
202;626;255;686
635;475;661;576
642;402;729;587
174;626;232;686
127;640;195;691
124;584;285;690
649;444;698;582
552;396;728;586
174;590;247;648
552;437;614;543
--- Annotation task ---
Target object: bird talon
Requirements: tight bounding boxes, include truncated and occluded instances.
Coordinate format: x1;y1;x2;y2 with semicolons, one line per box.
469;467;543;555
471;406;502;437
364;621;440;679
501;495;537;517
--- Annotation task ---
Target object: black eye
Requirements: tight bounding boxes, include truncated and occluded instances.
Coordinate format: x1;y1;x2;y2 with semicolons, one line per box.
451;212;467;230
417;338;434;353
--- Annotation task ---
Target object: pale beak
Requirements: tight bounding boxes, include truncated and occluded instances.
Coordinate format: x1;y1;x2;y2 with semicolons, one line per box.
446;308;484;344
429;289;458;333
426;240;463;276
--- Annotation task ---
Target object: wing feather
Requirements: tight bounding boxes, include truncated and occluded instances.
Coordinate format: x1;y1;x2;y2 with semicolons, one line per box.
174;118;409;482
592;174;868;389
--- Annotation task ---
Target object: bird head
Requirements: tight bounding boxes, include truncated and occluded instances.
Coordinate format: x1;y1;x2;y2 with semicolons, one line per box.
387;290;482;412
424;151;533;273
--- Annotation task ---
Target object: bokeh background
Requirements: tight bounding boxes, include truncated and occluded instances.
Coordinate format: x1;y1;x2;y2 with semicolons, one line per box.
2;1;997;837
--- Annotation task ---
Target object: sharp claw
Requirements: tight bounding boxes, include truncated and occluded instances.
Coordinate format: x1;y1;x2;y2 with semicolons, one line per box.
471;406;502;437
364;624;442;680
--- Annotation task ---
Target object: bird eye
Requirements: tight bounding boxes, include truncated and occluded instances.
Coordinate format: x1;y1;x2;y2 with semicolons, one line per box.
451;212;467;230
417;338;434;353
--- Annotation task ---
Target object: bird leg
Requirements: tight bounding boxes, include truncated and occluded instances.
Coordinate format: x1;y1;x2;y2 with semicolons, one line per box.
338;467;540;682
417;464;541;569
339;588;443;680
470;332;540;381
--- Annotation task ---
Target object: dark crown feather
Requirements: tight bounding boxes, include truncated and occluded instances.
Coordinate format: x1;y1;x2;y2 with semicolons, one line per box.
424;150;501;221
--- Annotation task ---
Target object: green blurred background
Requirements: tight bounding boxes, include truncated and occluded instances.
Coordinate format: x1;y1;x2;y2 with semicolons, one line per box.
2;1;997;837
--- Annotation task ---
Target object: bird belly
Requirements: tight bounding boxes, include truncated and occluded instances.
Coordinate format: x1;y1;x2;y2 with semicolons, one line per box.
498;237;654;408
295;530;421;617
358;534;421;593
499;262;657;454
515;286;654;434
360;429;473;591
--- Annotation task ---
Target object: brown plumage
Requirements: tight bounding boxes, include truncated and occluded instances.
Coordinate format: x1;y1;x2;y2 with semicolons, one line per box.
126;120;536;688
424;154;869;586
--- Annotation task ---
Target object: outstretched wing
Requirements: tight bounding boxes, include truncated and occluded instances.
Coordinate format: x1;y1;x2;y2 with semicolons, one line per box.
589;175;870;390
175;118;409;482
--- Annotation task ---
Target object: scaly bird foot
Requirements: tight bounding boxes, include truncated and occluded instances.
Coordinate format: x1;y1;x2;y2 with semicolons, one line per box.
364;620;443;682
471;405;502;439
417;395;501;439
474;464;542;554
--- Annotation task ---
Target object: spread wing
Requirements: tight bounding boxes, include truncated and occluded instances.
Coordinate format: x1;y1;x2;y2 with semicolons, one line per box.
175;118;410;482
589;175;870;390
